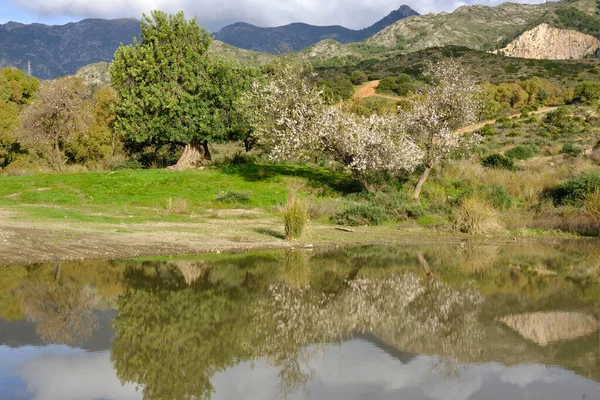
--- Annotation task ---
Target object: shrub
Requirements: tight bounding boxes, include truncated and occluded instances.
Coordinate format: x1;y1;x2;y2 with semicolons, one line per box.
214;190;252;204
112;159;144;170
479;125;496;137
481;154;516;170
505;144;538;160
545;172;600;205
584;191;600;222
332;204;386;226
508;130;522;137
282;196;309;239
559;142;582;156
454;197;503;234
486;184;512;210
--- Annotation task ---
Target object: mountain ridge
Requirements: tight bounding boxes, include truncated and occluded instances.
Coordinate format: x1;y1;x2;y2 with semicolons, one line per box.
213;5;419;53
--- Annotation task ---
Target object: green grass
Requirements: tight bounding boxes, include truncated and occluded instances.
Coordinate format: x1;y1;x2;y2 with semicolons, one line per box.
0;164;359;223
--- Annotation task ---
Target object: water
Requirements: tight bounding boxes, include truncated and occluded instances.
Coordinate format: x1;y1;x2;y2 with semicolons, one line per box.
1;240;600;400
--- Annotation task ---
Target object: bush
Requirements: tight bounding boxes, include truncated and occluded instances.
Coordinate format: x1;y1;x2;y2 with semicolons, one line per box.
481;154;516;170
505;144;538;160
559;142;582;156
479;125;496;137
282;196;309;239
371;191;424;220
486;184;512;210
584;191;600;222
545;172;600;205
112;159;144;170
214;190;252;204
350;70;368;85
332;204;386;226
508;130;522;137
454;197;503;234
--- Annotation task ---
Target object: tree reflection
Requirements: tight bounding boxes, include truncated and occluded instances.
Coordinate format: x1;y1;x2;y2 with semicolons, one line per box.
110;251;485;399
13;262;98;345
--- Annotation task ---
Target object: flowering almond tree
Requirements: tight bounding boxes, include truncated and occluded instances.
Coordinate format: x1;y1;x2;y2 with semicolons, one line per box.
319;107;422;191
241;57;423;191
399;59;482;199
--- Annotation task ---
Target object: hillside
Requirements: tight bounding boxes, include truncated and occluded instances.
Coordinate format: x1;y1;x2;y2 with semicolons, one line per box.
315;46;600;85
0;18;140;79
366;2;560;51
214;5;419;53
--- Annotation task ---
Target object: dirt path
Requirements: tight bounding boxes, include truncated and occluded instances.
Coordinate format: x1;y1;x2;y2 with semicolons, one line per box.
352;80;403;102
456;106;558;134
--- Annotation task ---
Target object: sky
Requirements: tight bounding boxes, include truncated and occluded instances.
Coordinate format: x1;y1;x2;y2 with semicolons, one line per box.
0;0;554;32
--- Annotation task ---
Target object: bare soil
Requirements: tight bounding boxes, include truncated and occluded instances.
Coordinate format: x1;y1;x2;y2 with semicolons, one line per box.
0;208;523;266
352;80;403;102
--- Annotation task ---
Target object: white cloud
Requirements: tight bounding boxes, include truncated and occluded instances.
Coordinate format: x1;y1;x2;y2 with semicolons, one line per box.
1;346;142;400
8;0;555;31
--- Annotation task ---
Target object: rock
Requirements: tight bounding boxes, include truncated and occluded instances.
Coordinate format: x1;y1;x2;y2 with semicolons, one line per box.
495;23;600;60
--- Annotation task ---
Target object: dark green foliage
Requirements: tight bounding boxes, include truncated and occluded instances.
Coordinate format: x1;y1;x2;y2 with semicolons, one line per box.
505;144;538;160
481;154;516;170
545;172;600;205
559;142;582;155
377;76;399;93
555;8;600;37
318;74;355;103
332;204;386;226
214;190;252;204
110;11;253;158
370;191;424;220
573;82;600;103
350;70;368;85
112;159;145;171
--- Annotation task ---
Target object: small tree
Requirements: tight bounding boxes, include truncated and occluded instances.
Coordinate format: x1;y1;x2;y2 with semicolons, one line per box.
19;77;91;172
111;11;252;169
399;59;482;199
574;81;600;103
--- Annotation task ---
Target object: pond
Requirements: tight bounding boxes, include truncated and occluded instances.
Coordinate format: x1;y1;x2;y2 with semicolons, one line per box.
1;240;600;399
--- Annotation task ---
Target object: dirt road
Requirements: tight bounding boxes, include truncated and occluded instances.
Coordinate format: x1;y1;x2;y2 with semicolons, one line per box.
352;80;403;102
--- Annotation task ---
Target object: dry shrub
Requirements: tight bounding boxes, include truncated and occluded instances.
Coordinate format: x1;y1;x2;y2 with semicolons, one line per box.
584;191;600;222
454;196;503;235
282;195;309;240
531;205;599;235
166;197;189;215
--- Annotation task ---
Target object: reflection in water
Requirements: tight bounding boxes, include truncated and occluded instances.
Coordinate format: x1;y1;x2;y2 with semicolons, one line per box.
171;260;212;286
110;251;484;399
12;263;98;345
2;243;600;400
499;311;599;346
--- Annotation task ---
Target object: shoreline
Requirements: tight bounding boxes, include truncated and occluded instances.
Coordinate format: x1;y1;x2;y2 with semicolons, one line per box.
0;211;591;266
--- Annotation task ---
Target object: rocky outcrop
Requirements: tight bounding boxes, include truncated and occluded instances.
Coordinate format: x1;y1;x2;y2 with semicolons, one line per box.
497;23;600;60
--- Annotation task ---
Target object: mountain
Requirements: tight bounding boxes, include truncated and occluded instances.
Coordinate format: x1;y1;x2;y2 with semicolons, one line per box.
0;18;140;80
214;5;419;53
366;0;600;54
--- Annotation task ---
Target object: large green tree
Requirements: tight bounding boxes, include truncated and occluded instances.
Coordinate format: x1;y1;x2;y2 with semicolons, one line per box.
110;11;252;169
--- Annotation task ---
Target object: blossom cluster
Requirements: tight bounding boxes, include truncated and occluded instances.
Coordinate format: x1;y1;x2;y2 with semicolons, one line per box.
242;57;483;180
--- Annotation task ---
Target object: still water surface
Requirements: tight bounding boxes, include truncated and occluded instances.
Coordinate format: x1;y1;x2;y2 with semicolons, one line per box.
1;241;600;399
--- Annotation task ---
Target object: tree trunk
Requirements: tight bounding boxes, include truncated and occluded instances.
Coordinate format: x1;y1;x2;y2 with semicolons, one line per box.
169;141;211;171
413;165;433;200
54;138;63;173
